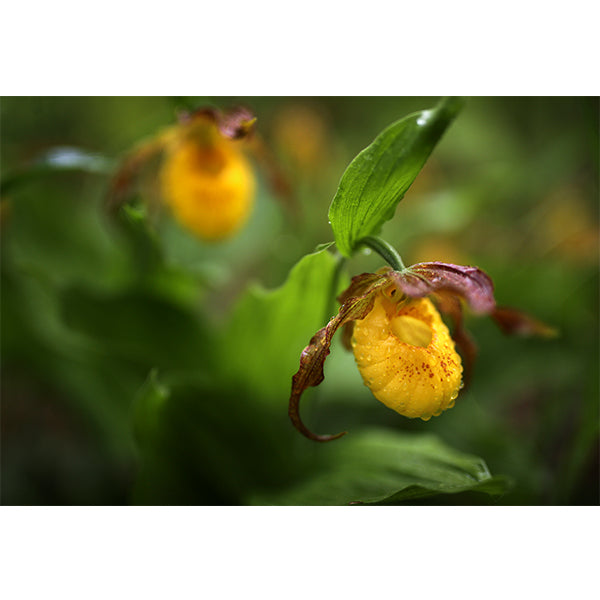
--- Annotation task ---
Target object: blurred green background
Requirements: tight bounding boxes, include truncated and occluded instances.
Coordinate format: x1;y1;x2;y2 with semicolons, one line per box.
1;96;598;505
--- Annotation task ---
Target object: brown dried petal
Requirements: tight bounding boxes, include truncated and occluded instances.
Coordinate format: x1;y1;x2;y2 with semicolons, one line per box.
216;106;257;140
340;320;355;352
177;106;257;140
337;271;387;304
434;292;478;390
106;128;177;212
389;262;496;314
289;273;389;442
491;306;558;338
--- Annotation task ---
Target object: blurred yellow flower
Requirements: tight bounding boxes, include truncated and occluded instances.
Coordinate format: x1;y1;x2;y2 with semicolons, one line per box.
108;106;260;243
160;124;255;241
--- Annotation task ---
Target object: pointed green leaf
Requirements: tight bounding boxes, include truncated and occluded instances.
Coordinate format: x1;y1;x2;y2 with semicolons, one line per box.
219;247;339;401
328;97;465;257
132;369;171;448
251;428;511;505
1;146;114;194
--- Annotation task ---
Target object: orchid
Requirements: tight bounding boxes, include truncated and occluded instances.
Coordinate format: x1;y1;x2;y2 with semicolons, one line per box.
107;106;291;241
289;245;556;442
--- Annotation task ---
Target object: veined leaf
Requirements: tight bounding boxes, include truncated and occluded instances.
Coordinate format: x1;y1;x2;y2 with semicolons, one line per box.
328;97;465;257
251;428;511;505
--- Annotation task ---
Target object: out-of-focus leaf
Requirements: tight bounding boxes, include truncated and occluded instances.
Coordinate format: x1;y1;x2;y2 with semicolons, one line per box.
218;247;338;401
133;369;170;448
60;287;213;372
1;146;114;194
328;97;464;257
131;371;300;505
251;428;511;505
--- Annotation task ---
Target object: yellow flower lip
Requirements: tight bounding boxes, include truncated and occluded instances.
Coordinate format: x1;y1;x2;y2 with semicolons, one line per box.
352;294;463;421
160;133;255;242
389;314;432;347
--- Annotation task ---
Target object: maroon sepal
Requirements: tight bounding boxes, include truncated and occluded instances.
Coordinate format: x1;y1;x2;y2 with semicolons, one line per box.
177;106;257;140
389;262;496;314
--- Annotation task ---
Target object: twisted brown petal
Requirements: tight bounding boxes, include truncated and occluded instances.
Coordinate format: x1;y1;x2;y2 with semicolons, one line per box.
434;292;478;389
337;272;386;304
106;128;177;212
491;306;559;338
289;273;389;442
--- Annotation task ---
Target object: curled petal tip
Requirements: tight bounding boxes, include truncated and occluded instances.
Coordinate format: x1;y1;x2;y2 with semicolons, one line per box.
289;399;348;442
289;273;388;442
308;430;348;443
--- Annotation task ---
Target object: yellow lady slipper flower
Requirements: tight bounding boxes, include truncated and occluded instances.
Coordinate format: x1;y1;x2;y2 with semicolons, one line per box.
160;127;255;241
288;259;554;442
107;106;260;242
352;293;462;421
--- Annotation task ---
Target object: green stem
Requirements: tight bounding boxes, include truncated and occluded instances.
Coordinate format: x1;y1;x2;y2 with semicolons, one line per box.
435;96;467;120
325;252;346;323
358;236;405;271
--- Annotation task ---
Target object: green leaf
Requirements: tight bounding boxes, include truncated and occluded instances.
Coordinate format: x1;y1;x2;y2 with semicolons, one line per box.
328;97;465;257
131;372;302;505
60;286;214;372
132;369;170;448
251;428;511;505
218;247;339;401
1;146;114;194
314;241;335;252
